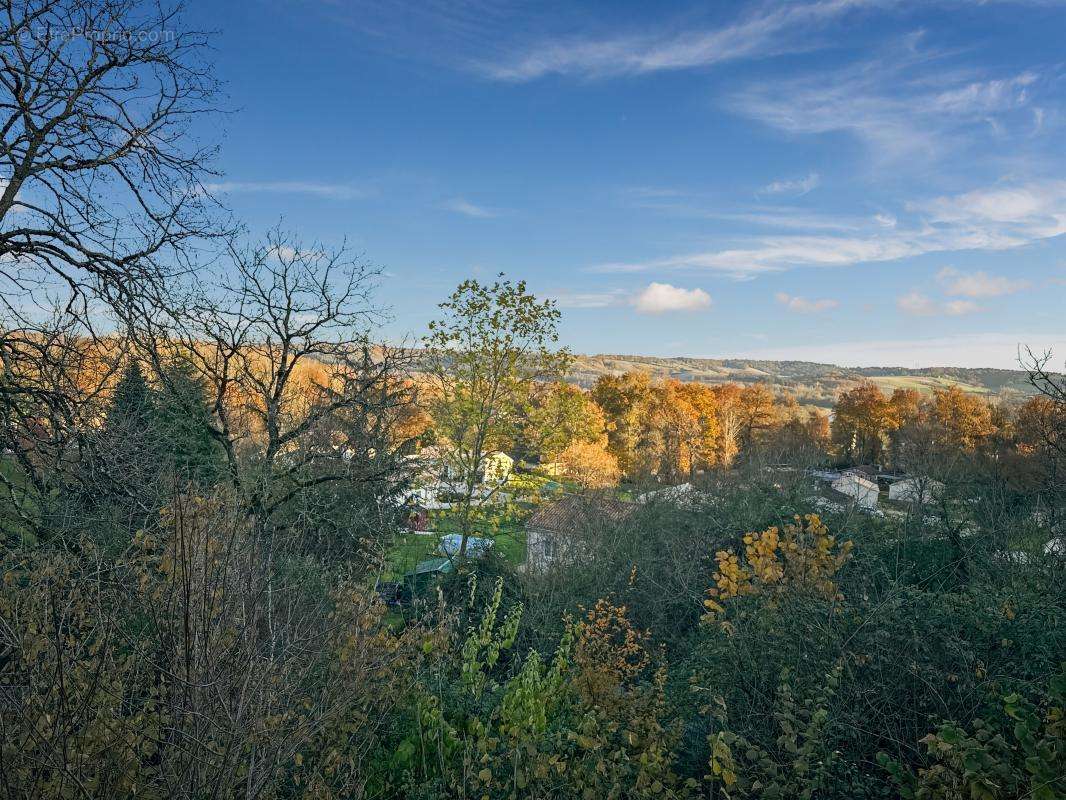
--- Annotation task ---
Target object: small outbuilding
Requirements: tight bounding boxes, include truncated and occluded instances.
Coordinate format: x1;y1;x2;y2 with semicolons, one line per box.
831;473;879;510
438;533;494;558
888;477;944;504
525;494;636;571
403;557;455;598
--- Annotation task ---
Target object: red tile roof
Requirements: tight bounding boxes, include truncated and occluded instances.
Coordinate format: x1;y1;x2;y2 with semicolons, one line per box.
526;494;637;534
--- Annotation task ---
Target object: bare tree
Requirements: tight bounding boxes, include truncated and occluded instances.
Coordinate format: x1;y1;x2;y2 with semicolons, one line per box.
0;311;129;537
129;229;416;542
1021;347;1066;537
0;0;225;529
1022;347;1065;454
0;0;222;300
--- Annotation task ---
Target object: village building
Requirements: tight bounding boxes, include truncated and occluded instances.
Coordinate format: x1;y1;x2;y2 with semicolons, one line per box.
888;477;945;504
482;451;514;484
525;494;637;571
831;473;879;510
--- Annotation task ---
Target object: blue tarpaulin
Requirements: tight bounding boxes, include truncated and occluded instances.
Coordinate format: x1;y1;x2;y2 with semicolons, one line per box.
438;534;494;558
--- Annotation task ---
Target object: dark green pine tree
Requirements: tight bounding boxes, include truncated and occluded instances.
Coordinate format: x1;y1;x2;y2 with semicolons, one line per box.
105;360;155;435
94;360;164;515
155;359;225;487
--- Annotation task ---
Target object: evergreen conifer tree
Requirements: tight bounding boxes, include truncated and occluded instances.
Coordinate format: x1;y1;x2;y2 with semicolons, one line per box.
156;359;225;486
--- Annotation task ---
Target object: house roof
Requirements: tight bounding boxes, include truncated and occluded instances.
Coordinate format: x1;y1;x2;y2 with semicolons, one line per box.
526;494;637;534
832;474;878;490
407;557;456;576
843;465;880;479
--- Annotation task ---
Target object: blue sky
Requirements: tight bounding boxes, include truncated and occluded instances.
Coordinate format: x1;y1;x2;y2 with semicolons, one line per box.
189;0;1066;368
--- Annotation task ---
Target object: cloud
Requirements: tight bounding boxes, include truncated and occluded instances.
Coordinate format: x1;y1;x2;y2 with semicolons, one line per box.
936;267;1031;297
917;181;1066;226
590;179;1066;279
897;291;938;316
202;181;367;200
943;299;983;315
729;40;1042;164
478;0;880;81
549;290;622;308
775;292;839;313
441;198;499;218
632;283;712;314
761;172;820;196
268;244;328;262
898;290;983;317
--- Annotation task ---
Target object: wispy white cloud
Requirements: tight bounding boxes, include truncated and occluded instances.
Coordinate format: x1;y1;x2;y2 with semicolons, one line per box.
478;0;881;81
897;291;938;316
202;181;367;200
591;179;1066;279
761;172;821;196
898;290;983;317
268;244;328;262
624;191;865;232
915;181;1066;225
729;40;1043;164
936;267;1031;297
943;299;983;316
775;292;839;313
549;290;622;308
632;282;712;314
441;197;500;218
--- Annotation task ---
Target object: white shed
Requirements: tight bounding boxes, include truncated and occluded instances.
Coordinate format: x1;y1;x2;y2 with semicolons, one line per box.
831;474;879;510
888;477;944;504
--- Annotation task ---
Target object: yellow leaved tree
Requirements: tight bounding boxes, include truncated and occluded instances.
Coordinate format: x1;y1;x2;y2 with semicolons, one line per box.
702;514;853;626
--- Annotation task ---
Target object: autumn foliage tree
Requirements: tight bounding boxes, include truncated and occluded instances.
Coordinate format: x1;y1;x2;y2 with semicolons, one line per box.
590;371;654;477
831;383;890;465
558;439;620;489
517;381;606;463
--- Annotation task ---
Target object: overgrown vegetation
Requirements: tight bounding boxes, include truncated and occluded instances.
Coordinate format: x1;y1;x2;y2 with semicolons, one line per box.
0;2;1063;798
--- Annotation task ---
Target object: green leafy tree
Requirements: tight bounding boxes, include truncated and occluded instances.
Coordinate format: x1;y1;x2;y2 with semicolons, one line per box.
518;381;606;463
424;275;569;555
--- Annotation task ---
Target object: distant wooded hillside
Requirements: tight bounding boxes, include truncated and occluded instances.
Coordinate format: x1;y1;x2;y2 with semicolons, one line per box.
565;354;1040;408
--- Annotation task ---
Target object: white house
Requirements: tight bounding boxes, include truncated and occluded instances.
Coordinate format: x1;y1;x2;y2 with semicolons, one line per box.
482;451;514;484
888;477;944;504
831;473;879;510
410;446;461;482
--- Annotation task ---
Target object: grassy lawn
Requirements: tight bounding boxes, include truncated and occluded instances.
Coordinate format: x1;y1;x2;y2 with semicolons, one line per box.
381;470;579;580
383;507;529;580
